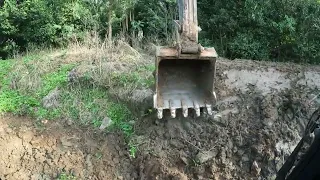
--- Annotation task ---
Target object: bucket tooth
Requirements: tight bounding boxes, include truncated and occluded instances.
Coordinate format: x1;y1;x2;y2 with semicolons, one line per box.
169;100;176;118
170;108;176;118
205;104;213;116
213;91;217;101
181;100;188;118
157;109;163;119
193;101;200;117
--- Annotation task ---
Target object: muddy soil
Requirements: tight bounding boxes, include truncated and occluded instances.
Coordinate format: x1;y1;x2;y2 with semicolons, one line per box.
133;58;320;180
0;115;135;180
1;58;320;180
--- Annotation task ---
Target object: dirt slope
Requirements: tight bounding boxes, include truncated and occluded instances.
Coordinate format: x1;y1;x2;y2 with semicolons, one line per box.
1;58;320;180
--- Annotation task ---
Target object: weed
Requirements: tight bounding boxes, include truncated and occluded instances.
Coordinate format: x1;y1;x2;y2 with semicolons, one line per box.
59;86;109;126
191;158;201;167
57;172;76;180
39;64;75;97
107;102;135;137
142;108;154;117
0;60;13;81
129;144;138;158
95;152;103;159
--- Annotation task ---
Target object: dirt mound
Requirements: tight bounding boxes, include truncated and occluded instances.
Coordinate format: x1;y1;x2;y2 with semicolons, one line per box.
0;115;135;180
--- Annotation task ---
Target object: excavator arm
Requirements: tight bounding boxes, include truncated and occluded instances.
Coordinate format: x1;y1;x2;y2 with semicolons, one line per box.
153;0;218;119
175;0;202;54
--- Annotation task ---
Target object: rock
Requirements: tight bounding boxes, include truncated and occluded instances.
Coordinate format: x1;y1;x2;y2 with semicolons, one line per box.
60;137;73;147
213;174;221;180
251;160;261;176
179;152;189;165
42;87;60;109
113;157;120;164
66;118;73;126
237;149;245;156
131;89;153;104
210;164;218;173
196;149;218;164
127;89;153;115
241;154;250;162
227;139;233;150
220;149;227;164
20;131;33;143
86;155;93;174
262;118;274;127
99;117;112;130
169;139;184;149
5;127;13;133
274;157;284;172
180;156;188;165
251;144;264;156
31;174;51;180
267;174;277;180
220;91;227;97
67;68;79;83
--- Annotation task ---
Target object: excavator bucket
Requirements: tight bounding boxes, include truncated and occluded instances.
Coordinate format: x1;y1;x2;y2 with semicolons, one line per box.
153;46;218;119
153;0;218;119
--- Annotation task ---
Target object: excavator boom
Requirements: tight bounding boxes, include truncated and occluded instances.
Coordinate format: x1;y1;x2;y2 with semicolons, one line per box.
153;0;218;119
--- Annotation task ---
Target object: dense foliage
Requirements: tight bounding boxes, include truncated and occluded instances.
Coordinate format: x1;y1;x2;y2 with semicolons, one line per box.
199;0;320;63
1;0;320;63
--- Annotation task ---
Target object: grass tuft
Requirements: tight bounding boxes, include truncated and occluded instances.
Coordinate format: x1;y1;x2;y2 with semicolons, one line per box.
57;172;76;180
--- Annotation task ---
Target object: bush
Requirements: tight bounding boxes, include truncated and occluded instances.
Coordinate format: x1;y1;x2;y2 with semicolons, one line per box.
198;0;320;63
1;0;320;63
0;0;95;59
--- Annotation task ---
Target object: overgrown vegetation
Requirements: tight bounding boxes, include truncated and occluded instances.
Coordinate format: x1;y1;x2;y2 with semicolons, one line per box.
1;0;320;62
0;36;154;159
199;0;320;63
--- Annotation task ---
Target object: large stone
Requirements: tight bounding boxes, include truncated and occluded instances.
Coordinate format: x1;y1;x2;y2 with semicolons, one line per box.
42;87;60;109
128;89;154;115
251;160;261;176
131;89;153;104
99;117;113;130
196;149;218;164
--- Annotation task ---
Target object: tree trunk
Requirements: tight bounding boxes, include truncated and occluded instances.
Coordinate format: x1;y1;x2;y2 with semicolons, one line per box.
108;0;113;41
108;10;112;41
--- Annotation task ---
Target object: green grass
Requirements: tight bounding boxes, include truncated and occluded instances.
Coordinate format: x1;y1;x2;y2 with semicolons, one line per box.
110;64;155;88
0;60;13;80
0;49;152;159
0;58;75;118
0;53;137;130
0;60;26;113
39;64;75;97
